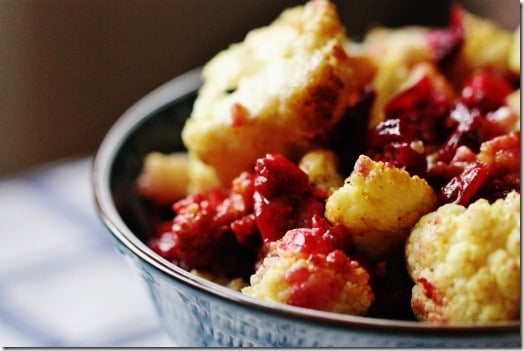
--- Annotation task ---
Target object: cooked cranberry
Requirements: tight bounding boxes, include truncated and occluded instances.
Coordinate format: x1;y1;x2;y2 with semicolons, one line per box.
253;154;323;242
277;214;352;256
437;103;485;162
475;131;521;203
460;69;514;113
367;75;449;175
148;171;260;272
417;277;443;304
378;141;427;177
438;162;489;205
385;76;450;137
231;213;260;249
426;4;464;63
368;119;412;147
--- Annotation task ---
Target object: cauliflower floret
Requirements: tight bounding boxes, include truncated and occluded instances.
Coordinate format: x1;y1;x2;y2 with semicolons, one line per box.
508;27;520;75
136;152;190;205
137;151;223;202
182;0;367;185
405;191;520;323
298;148;344;198
191;269;247;292
325;155;438;258
505;89;521;123
186;155;222;195
242;222;373;315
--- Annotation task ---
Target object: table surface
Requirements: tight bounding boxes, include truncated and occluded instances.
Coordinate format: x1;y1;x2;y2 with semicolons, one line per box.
0;156;176;347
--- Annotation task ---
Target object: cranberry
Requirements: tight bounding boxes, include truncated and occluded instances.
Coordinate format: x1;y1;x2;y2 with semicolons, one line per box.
277;215;352;256
367;75;449;175
148;173;260;271
438;161;489;205
460;69;514;113
377;141;427;177
426;4;464;63
437;103;485;162
253;154;324;242
417;277;443;304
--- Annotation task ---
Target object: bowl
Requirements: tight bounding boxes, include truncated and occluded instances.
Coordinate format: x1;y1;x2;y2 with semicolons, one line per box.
92;68;521;347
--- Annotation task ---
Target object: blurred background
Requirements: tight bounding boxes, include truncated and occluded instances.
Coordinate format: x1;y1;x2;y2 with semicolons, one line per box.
0;0;520;177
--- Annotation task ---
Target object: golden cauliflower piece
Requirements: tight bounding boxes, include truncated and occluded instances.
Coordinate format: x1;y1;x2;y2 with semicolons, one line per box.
182;0;366;185
325;155;438;258
185;154;222;195
405;191;521;324
191;269;247;292
505;89;521;122
508;27;520;75
298;148;344;199
242;223;374;315
136;152;190;205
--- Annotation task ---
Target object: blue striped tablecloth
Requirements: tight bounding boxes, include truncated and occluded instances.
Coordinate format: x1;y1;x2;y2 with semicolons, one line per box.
0;156;175;347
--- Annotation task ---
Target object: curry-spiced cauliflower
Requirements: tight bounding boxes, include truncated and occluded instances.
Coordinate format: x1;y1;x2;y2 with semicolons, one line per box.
405;191;520;323
242;216;374;315
325;155;438;259
298;148;344;199
182;0;368;186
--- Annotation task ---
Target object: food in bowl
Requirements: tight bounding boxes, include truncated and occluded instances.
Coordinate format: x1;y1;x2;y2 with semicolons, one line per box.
135;0;520;324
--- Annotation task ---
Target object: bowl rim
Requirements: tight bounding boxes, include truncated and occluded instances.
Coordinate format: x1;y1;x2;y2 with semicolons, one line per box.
92;68;520;334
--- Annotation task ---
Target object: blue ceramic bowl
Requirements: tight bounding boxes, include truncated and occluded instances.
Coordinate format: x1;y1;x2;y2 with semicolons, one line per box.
92;69;521;347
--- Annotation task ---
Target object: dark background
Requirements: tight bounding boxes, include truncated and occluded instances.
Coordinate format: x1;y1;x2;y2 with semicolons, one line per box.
0;0;519;177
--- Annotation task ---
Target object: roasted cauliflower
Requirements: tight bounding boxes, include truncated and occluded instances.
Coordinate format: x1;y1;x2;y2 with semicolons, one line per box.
405;191;520;323
508;27;520;75
242;217;374;315
325;155;438;258
182;0;368;186
298;148;344;199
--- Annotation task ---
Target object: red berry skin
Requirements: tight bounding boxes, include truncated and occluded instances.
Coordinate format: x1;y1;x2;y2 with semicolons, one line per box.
460;69;514;113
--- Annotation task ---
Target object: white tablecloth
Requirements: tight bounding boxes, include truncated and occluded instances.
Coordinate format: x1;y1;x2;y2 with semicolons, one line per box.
0;156;175;347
